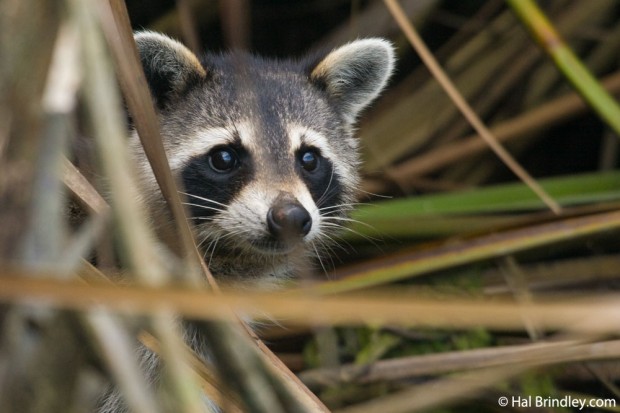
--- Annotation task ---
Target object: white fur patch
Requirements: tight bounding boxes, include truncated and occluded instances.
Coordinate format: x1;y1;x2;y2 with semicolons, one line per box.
287;123;356;190
235;122;261;155
134;31;206;79
224;178;322;243
168;125;245;170
310;38;395;123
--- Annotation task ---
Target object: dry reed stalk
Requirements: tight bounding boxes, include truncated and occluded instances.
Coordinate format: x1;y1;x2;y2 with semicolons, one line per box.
508;0;620;136
484;254;620;294
383;0;561;214
140;331;245;413
5;274;620;335
0;0;61;259
300;338;620;387
332;331;620;413
332;363;530;413
68;1;210;411
102;0;209;287
176;0;202;54
85;312;162;413
311;0;438;51
219;0;251;50
323;207;620;294
4;2;619;412
387;70;620;181
100;1;331;411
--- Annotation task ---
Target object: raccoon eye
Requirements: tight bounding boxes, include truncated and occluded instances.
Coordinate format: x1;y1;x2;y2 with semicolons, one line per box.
299;150;319;172
208;147;238;173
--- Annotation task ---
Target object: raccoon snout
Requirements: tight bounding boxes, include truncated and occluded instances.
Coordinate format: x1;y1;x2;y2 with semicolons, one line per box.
267;201;312;241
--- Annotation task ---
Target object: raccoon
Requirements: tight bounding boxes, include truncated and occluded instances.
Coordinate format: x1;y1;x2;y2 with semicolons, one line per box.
98;32;394;412
129;32;395;288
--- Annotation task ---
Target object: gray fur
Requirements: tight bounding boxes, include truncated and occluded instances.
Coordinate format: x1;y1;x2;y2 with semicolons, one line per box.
99;32;395;412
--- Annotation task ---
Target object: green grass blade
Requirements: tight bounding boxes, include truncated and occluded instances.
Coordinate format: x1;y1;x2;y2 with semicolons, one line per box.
350;171;620;238
318;208;620;294
507;0;620;136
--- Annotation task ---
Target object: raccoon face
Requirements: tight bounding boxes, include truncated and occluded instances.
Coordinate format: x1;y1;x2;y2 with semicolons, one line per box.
133;32;394;276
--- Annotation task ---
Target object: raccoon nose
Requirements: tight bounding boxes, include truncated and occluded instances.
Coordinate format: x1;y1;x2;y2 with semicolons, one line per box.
267;202;312;240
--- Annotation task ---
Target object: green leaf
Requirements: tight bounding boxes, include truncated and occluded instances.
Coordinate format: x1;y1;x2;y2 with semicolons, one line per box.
349;172;620;239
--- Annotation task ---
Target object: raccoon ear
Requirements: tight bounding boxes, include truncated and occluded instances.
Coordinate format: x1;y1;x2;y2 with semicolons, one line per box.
309;38;395;123
134;31;207;108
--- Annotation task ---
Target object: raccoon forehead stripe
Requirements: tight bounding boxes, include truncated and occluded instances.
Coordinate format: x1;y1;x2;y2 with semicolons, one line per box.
234;122;261;154
287;124;350;181
168;127;237;170
288;124;333;158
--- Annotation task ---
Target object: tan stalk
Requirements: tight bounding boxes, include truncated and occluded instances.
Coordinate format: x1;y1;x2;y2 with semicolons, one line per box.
5;274;620;334
383;0;561;214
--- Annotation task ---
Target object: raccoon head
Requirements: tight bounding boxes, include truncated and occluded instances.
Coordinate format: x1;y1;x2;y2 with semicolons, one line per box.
132;31;394;283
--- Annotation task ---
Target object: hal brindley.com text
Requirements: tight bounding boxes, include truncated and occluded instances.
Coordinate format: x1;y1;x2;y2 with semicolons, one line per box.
497;395;616;410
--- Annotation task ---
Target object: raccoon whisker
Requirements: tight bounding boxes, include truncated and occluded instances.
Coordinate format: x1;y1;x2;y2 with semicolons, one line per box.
322;215;376;231
195;231;215;250
202;237;218;264
206;228;245;247
318;202;370;214
319;232;354;256
200;230;240;264
319;221;345;230
325;201;375;209
313;238;339;274
310;241;330;279
179;191;230;209
316;167;336;207
182;202;225;214
313;237;340;266
206;236;221;266
318;208;350;217
195;227;227;250
320;221;382;246
200;230;226;251
323;217;389;253
321;215;361;223
318;221;354;238
190;212;217;221
356;188;393;199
